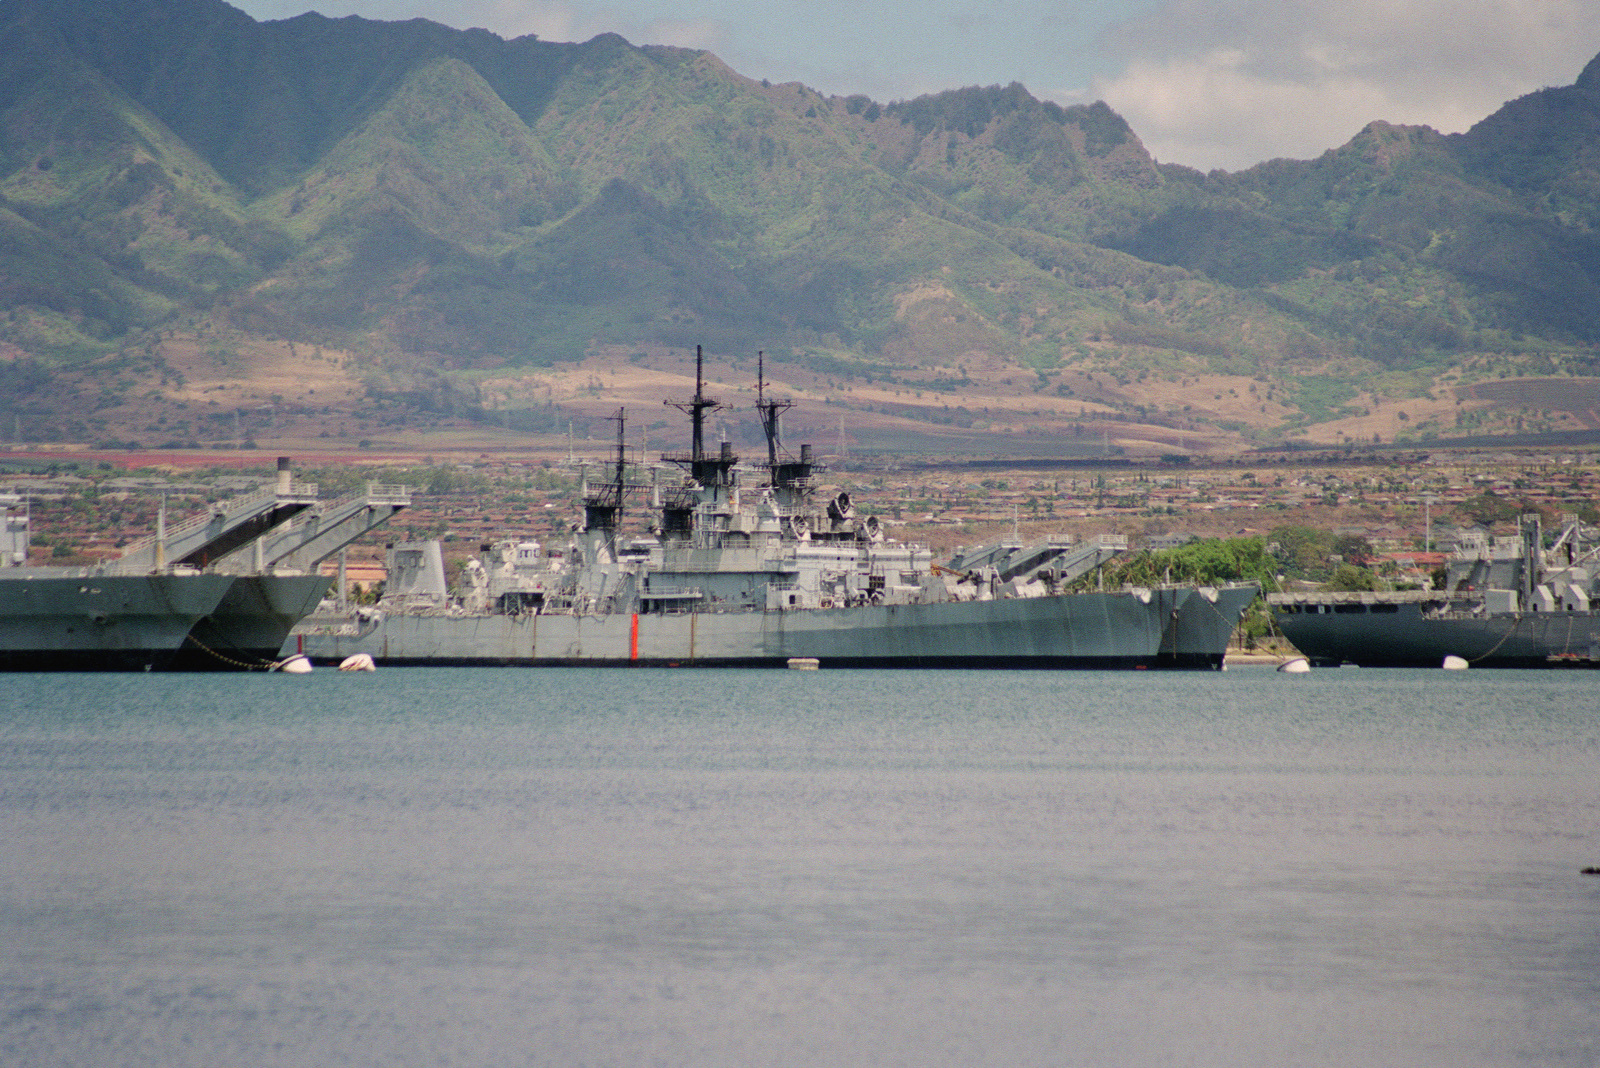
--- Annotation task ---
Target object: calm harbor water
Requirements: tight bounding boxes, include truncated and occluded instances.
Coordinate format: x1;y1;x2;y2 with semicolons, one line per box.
2;666;1598;1067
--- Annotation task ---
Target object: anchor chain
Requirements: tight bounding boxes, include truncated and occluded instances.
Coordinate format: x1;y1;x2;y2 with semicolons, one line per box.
182;628;284;671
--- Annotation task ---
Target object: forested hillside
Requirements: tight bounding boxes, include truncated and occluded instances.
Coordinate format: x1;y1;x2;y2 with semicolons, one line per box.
3;0;1599;453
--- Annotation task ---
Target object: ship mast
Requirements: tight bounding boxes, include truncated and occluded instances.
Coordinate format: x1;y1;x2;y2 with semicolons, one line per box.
582;408;627;550
664;345;736;488
756;350;793;473
752;350;815;496
611;408;626;523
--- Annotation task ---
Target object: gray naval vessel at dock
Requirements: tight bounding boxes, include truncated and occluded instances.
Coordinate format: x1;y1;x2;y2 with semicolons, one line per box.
0;460;409;671
289;352;1257;669
1270;513;1600;667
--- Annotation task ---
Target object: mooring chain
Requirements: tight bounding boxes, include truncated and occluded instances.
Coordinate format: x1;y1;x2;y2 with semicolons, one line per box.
182;628;279;671
1468;613;1523;664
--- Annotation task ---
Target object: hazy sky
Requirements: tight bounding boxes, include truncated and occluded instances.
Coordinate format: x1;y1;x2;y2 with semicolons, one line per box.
230;0;1599;172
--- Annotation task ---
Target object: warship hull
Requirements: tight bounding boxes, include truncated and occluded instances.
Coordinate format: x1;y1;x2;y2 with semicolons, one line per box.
177;574;334;670
1271;594;1600;667
287;584;1257;669
0;459;400;672
0;571;237;671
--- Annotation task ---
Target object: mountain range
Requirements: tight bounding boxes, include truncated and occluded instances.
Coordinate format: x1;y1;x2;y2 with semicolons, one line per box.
3;0;1600;455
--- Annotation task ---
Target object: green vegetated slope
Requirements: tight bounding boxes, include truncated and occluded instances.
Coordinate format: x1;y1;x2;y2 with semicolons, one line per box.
2;0;1600;442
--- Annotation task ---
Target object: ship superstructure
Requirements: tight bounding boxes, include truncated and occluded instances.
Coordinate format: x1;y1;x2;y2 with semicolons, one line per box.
290;350;1257;669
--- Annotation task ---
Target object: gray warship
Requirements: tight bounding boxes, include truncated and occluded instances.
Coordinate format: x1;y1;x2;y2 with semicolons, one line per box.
289;352;1257;669
0;460;409;671
1269;513;1600;667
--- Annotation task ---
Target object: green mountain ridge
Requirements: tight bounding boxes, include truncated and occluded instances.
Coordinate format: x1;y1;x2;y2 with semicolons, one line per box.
3;0;1600;451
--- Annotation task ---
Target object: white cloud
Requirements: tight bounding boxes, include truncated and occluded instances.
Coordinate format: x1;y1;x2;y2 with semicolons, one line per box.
1089;0;1599;171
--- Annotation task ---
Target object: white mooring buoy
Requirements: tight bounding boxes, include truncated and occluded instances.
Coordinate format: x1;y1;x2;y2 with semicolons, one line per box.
275;654;314;674
1442;655;1469;670
1277;656;1311;674
338;653;377;672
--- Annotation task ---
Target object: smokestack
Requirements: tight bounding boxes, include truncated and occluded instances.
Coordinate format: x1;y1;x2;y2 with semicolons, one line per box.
276;456;292;495
800;444;812;464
